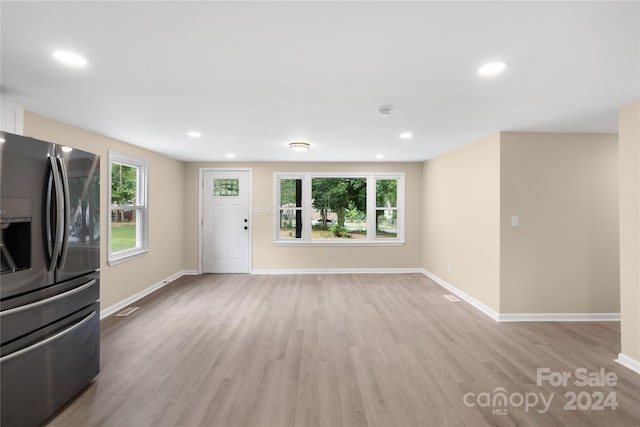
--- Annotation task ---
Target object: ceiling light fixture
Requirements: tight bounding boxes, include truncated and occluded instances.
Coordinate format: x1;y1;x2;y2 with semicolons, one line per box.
399;132;413;139
289;142;310;152
187;131;201;138
52;50;88;67
225;153;236;158
377;106;392;116
375;154;384;159
478;61;507;77
61;146;73;153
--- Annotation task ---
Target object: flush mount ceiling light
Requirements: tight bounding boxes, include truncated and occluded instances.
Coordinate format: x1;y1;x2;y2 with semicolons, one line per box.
61;146;73;153
478;60;508;77
187;131;201;138
399;132;413;140
225;153;236;158
375;154;384;159
377;106;392;117
289;142;310;152
52;50;88;67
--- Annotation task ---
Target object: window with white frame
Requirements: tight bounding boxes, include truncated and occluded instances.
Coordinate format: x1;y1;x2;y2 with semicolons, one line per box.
108;151;148;264
274;173;404;245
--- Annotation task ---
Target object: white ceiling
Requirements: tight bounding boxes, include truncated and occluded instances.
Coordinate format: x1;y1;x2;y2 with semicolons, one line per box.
1;1;638;162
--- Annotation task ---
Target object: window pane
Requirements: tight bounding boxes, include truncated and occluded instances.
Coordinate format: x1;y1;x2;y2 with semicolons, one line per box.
376;209;398;238
213;178;239;197
111;209;137;252
279;208;301;239
280;178;302;207
111;163;138;205
376;179;397;208
280;179;303;238
311;177;366;240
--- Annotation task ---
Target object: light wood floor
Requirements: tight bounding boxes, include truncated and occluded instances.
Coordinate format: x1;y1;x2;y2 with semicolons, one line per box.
48;274;640;427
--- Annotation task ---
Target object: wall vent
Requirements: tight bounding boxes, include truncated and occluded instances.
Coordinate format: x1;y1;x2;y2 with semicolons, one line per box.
443;294;462;303
116;306;140;317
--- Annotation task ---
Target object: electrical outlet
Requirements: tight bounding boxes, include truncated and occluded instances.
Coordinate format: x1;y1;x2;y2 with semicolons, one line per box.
447;262;452;272
327;249;333;259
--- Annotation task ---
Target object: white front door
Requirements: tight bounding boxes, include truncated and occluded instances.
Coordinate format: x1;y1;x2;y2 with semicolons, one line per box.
202;170;251;273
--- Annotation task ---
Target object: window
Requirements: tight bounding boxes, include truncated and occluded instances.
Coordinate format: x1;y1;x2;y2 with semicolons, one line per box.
274;173;404;245
108;151;148;264
213;178;239;197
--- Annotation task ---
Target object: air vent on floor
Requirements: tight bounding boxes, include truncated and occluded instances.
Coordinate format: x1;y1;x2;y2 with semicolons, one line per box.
116;306;140;316
443;294;462;303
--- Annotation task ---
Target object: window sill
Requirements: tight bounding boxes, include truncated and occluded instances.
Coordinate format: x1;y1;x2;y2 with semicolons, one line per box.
107;249;148;266
273;240;405;247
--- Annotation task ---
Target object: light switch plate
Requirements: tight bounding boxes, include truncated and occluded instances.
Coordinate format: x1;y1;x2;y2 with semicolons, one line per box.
511;215;519;227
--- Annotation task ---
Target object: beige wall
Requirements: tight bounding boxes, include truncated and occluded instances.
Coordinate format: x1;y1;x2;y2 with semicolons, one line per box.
20;110;626;322
183;162;423;271
422;131;620;315
619;103;640;362
422;134;501;312
500;133;619;313
24;112;185;311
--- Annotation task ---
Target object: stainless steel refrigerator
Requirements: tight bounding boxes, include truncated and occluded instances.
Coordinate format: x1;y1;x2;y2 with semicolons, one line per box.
0;131;100;427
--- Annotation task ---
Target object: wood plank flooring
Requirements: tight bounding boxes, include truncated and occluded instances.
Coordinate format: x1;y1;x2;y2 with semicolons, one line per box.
47;274;640;426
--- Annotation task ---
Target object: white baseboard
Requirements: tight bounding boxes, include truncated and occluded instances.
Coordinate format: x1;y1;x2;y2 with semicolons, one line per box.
420;269;620;323
100;270;195;319
499;313;621;322
250;268;424;275
182;269;200;276
616;353;640;375
421;269;500;322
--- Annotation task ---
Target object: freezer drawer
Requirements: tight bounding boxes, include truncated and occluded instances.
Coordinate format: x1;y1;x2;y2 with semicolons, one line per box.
0;273;99;345
1;307;100;427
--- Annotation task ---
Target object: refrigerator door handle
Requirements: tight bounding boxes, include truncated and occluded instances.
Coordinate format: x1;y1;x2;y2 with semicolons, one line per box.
0;311;96;363
47;156;63;272
57;156;70;268
46;162;54;265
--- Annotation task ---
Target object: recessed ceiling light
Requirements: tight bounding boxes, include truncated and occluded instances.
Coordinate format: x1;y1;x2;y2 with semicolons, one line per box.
52;50;87;67
61;146;73;153
289;141;310;152
399;132;413;139
187;131;201;138
478;61;507;77
0;137;5;144
226;153;236;158
375;154;384;159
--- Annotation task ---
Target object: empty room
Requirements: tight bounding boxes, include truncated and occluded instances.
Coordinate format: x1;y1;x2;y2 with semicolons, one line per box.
1;1;639;426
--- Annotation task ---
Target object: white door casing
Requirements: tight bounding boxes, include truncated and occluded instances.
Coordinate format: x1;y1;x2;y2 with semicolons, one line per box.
201;169;251;273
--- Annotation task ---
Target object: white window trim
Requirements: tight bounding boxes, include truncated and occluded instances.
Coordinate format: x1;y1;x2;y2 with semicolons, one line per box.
273;172;405;246
108;150;149;265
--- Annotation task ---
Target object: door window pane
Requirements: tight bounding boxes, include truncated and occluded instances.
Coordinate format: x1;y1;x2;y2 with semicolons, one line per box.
213;178;239;197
